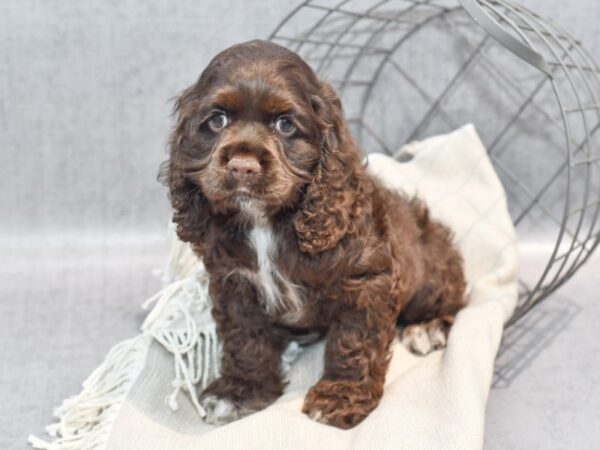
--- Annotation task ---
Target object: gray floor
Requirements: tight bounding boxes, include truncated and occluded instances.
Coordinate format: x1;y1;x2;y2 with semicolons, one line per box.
485;251;600;449
1;234;598;449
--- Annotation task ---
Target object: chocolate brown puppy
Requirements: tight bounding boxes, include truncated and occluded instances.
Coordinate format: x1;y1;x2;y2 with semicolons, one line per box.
160;40;466;429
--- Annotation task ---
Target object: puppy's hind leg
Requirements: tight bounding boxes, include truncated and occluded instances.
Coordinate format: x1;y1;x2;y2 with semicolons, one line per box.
401;315;455;355
399;251;466;356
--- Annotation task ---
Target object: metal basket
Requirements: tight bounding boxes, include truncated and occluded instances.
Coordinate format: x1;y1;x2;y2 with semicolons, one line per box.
269;0;600;325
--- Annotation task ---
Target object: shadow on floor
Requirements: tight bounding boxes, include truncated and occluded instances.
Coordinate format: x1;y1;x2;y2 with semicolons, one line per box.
492;295;581;388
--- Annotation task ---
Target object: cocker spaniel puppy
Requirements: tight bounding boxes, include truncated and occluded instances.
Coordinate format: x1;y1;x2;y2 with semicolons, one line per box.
161;40;466;429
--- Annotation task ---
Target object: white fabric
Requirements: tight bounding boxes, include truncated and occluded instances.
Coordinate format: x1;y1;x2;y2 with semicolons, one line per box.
31;124;518;450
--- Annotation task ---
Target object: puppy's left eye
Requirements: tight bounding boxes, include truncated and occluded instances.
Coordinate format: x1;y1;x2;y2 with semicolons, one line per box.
275;116;296;135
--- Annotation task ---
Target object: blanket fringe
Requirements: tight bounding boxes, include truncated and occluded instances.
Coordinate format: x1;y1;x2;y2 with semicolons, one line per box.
28;334;151;450
142;224;219;418
142;263;219;418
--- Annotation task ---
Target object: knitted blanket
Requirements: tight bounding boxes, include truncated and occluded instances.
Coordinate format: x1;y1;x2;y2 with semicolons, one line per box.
29;124;518;450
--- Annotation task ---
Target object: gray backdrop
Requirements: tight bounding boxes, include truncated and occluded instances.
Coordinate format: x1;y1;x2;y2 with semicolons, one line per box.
1;1;599;449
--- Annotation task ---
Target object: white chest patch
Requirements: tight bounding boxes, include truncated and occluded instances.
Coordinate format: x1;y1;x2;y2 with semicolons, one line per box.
248;225;304;321
249;226;279;308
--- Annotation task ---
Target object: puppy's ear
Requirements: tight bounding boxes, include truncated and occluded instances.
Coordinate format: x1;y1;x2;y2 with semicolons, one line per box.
159;86;212;255
294;81;367;255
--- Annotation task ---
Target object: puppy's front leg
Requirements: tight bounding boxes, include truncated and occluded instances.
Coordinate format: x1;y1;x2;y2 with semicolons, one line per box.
200;276;288;425
303;287;398;429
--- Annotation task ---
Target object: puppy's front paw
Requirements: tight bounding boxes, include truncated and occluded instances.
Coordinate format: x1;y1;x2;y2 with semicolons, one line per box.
199;376;282;425
302;380;379;429
200;395;242;425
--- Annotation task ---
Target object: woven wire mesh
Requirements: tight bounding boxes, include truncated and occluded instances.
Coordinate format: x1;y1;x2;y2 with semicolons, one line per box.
269;0;600;326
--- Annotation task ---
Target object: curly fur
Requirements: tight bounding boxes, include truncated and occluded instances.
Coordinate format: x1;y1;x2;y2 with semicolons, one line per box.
293;82;367;254
159;40;466;429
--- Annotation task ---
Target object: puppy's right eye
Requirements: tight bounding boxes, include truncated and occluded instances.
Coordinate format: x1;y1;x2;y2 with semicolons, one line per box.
208;112;228;131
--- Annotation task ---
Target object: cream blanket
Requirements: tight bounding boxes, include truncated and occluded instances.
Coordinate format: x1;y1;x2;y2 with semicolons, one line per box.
30;124;518;450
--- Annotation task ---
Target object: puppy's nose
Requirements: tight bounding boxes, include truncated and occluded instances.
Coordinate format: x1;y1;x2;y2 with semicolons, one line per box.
227;156;261;182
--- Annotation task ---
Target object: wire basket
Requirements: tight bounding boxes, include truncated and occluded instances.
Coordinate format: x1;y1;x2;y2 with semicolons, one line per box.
269;0;600;325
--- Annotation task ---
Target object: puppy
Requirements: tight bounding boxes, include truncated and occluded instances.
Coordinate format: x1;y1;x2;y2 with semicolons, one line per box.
160;40;466;429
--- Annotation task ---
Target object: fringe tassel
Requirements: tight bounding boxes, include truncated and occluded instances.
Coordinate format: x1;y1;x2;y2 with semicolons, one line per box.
142;263;220;418
28;334;151;450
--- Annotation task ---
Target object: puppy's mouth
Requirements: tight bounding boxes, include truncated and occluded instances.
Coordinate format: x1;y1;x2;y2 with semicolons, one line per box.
230;181;262;196
213;175;262;200
233;188;255;201
225;185;268;210
234;190;269;218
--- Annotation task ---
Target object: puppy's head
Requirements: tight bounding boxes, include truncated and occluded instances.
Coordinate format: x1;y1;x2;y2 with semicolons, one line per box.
163;40;364;254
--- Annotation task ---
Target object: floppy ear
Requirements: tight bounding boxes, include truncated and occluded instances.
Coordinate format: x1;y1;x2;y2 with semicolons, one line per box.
294;82;368;255
158;87;212;255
